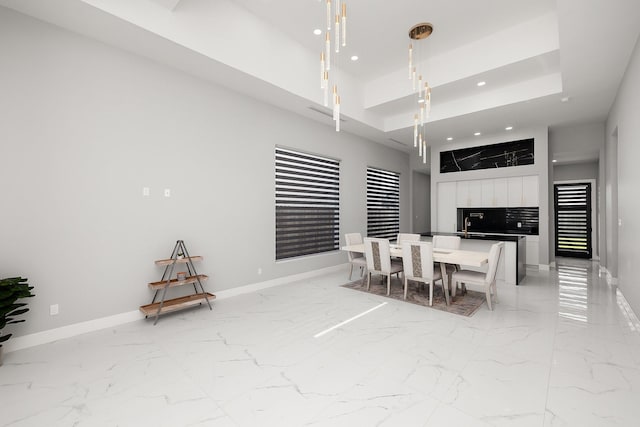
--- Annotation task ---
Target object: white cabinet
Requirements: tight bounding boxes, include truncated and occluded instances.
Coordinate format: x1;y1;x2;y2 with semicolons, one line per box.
522;175;539;206
437;182;457;232
468;181;482;206
456;181;469;207
456;180;482;207
507;177;523;207
442;175;539;224
494;178;508;206
507;176;539;207
525;235;539;265
481;179;494;207
504;241;517;284
480;178;508;207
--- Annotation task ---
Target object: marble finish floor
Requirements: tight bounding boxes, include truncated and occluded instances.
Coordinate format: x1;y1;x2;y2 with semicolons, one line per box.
2;259;640;426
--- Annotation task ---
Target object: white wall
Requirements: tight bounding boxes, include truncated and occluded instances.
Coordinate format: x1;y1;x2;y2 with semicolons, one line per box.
549;122;604;163
547;123;604;264
0;8;410;337
430;128;550;264
605;132;619;277
598;145;607;268
606;33;640;313
553;161;599;182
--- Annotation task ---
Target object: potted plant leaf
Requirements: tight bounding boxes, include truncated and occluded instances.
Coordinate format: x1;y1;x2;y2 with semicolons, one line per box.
0;277;35;365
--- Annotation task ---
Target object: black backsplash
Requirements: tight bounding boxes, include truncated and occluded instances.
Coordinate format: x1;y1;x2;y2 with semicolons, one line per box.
457;207;539;235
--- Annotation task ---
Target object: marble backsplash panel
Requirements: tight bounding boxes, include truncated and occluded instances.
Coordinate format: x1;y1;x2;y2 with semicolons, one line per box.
440;138;534;173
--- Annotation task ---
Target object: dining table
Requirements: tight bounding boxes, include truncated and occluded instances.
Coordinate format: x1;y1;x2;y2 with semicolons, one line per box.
341;243;489;305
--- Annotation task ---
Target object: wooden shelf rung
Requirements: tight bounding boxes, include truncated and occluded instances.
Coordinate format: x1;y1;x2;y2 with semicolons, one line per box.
154;256;203;266
139;292;216;316
147;274;209;290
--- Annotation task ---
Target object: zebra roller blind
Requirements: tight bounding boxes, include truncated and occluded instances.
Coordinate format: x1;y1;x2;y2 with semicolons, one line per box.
275;147;340;260
367;167;400;239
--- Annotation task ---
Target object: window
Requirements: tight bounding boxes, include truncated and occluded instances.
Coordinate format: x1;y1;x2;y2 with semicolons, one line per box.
367;167;400;239
275;147;340;260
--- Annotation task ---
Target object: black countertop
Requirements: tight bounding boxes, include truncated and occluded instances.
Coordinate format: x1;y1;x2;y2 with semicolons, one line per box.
420;231;526;242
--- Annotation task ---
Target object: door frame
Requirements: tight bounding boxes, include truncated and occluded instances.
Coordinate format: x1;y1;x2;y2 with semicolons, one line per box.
554;179;597;260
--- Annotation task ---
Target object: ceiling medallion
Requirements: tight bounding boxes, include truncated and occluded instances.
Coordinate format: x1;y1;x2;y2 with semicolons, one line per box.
409;23;433;40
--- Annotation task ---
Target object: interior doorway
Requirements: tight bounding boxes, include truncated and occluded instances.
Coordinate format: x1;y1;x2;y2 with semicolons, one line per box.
554;182;592;258
412;171;430;233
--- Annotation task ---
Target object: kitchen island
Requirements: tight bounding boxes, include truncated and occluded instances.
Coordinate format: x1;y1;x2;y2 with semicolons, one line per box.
420;232;527;285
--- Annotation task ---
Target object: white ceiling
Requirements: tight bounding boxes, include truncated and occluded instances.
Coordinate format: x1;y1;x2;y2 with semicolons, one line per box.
232;0;558;80
2;0;640;170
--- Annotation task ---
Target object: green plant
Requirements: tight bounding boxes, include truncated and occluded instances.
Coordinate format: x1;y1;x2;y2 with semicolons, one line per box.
0;277;35;346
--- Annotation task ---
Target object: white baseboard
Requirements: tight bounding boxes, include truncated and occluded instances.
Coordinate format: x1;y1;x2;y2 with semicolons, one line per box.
214;264;344;300
4;264;347;354
603;267;618;285
4;310;144;353
599;266;615;284
525;264;550;271
615;288;640;333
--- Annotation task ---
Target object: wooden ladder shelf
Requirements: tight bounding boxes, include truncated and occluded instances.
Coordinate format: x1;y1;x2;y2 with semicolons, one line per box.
140;240;215;324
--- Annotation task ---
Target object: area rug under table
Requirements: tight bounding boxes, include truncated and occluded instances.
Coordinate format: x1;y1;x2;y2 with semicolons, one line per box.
341;277;486;317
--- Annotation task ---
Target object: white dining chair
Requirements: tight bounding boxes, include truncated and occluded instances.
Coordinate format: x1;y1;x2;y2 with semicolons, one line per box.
432;235;462;294
401;241;445;306
451;242;504;310
432;235;461;251
396;233;421;245
364;237;403;296
345;232;367;281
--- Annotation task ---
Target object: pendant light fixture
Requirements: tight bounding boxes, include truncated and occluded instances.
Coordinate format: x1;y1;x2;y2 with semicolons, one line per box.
319;0;347;132
408;23;433;163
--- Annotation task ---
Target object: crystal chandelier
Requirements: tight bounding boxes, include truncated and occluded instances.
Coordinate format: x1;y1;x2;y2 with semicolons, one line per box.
320;0;347;132
408;23;433;163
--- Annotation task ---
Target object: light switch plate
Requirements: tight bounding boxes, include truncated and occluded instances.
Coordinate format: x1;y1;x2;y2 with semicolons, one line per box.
164;188;171;197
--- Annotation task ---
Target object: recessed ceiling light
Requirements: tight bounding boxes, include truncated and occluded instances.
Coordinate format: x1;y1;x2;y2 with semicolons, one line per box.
350;55;359;61
477;81;486;87
505;126;513;130
446;137;453;141
561;96;570;102
474;132;481;136
552;159;558;163
313;29;322;35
